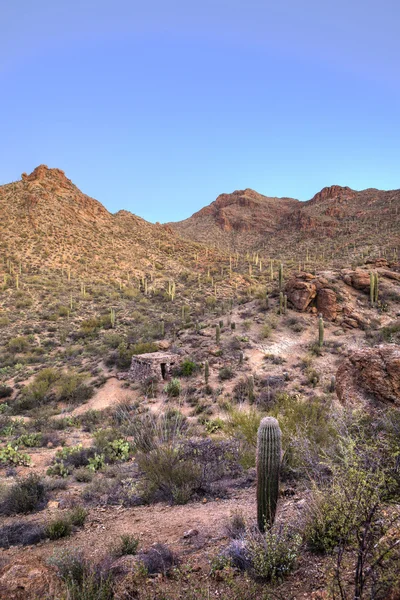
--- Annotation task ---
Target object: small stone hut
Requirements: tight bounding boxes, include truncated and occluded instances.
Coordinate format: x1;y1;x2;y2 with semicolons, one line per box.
128;352;178;383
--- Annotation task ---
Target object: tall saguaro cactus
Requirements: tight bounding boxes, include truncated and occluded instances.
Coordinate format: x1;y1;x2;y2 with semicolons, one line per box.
256;417;282;532
318;315;324;347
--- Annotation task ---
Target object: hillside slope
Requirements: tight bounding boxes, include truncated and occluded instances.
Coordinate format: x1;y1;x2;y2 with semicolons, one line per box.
169;185;400;259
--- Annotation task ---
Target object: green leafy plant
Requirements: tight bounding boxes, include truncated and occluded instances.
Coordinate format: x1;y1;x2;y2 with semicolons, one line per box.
0;444;31;466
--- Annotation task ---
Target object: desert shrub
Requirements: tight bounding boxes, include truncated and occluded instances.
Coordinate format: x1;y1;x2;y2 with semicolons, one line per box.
103;332;123;348
0;521;46;548
0;384;12;399
50;550;115;600
140;375;159;398
225;510;247;540
137;438;240;504
15;433;43;447
0;474;46;515
68;505;88;526
305;366;320;386
47;444;96;477
75;467;94;482
15;368;92;411
219;366;234;381
232;377;254;403
304;439;397;556
137;443;202;504
257;376;287;408
224;406;262;468
179;359;199;376
259;324;272;339
186;436;241;477
77;409;102;432
53;373;94;405
112;533;139;557
366;320;400;345
240;527;301;582
164;378;181;397
268;393;339;477
137;543;178;575
285;316;306;333
46;517;72;540
123;410;188;453
0;444;31;466
131;341;158;355
8;336;30;353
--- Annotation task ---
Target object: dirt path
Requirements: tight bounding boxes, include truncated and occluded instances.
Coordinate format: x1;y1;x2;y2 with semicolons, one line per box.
58;377;137;417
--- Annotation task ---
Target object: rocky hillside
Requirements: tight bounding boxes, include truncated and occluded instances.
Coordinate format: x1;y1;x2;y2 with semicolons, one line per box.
0;165;208;281
170;185;400;260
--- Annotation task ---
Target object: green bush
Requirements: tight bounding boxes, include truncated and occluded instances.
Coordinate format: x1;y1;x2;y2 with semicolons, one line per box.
0;384;12;399
137;443;201;504
131;341;158;355
224;406;262;468
50;550;115;600
46;517;72;540
179;359;199;376
245;528;302;582
16;369;93;411
0;444;31;466
74;467;94;482
112;534;139;557
68;505;88;527
8;336;30;353
0;474;46;515
15;433;43;447
164;378;181;398
219;366;234;381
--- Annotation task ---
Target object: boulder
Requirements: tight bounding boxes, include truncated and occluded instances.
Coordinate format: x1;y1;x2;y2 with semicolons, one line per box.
285;274;317;311
0;561;60;600
342;269;370;291
336;344;400;405
316;288;338;320
285;273;338;320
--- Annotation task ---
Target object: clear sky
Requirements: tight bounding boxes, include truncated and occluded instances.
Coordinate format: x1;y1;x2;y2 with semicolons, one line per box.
1;0;399;222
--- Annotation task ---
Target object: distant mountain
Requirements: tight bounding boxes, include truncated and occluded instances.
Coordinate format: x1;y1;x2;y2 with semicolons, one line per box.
0;165;202;278
1;166;399;277
169;185;400;254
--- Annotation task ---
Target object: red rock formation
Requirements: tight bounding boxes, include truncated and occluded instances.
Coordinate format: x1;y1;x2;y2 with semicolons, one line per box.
336;345;400;405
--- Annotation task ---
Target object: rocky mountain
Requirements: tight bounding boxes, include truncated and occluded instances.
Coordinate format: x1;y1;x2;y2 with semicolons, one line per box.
0;165;207;280
169;185;400;259
1;166;399;279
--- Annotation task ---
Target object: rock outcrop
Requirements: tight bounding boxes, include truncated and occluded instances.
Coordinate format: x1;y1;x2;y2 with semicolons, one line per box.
285;273;339;320
336;344;400;406
0;560;60;600
341;269;371;291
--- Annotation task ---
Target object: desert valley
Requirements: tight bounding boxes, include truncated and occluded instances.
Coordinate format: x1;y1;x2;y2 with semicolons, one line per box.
0;165;399;599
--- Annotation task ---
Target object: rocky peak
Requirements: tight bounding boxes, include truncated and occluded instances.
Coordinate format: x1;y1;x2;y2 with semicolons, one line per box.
21;165;73;189
309;185;356;204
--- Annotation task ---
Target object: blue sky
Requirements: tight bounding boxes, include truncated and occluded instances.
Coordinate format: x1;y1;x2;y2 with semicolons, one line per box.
1;0;399;222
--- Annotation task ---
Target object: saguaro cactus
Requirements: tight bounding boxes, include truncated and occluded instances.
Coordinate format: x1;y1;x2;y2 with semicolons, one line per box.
278;263;283;290
318;314;324;347
369;272;375;306
374;272;379;304
256;416;282;532
204;360;209;384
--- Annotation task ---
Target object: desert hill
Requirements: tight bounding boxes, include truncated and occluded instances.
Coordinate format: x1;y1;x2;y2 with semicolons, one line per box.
0;165;209;282
169;184;400;258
